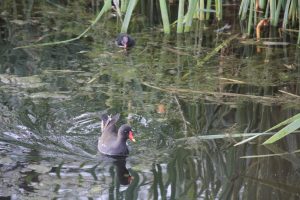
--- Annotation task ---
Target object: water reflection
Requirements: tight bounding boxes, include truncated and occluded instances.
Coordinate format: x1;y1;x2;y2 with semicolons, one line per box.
1;128;300;199
113;158;133;186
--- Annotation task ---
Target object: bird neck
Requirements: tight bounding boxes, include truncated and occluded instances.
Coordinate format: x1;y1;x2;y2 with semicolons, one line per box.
117;131;127;142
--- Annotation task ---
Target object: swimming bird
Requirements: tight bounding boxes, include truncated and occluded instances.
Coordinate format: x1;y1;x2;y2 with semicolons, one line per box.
98;113;135;156
115;34;135;49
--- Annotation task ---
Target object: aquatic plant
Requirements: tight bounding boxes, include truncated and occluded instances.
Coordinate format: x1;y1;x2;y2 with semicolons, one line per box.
234;113;300;145
263;113;300;144
239;0;300;44
13;0;300;49
115;0;222;34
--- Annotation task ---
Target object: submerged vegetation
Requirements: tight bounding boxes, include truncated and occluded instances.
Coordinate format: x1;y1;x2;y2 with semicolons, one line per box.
1;0;299;150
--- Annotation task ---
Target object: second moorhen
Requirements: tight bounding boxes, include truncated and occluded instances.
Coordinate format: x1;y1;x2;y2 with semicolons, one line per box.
115;34;135;49
98;113;135;156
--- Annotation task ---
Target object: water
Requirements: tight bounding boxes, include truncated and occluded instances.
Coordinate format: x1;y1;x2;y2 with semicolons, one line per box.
1;1;300;199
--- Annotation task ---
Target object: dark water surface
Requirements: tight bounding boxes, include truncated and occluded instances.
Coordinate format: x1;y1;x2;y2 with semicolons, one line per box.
1;1;300;199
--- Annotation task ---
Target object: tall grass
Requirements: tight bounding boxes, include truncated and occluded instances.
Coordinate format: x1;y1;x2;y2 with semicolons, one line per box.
14;0;112;49
298;0;300;44
15;0;300;49
239;0;300;44
215;0;222;20
117;0;224;34
177;0;185;33
159;0;170;33
183;0;197;32
121;0;138;33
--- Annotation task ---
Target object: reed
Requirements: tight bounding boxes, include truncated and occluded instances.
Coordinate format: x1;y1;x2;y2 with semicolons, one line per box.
298;0;300;44
269;0;276;26
239;0;300;44
177;0;185;33
274;1;282;26
205;0;212;20
159;0;170;34
14;0;112;49
121;0;138;33
215;0;222;20
120;0;128;13
239;0;249;21
247;0;254;35
259;0;266;9
282;0;291;29
199;0;205;20
184;0;198;32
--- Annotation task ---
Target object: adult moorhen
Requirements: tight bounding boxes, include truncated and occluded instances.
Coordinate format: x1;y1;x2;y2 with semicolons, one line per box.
98;113;135;156
115;34;135;49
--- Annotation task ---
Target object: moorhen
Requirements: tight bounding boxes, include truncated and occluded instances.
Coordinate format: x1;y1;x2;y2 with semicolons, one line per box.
115;34;135;49
98;113;135;156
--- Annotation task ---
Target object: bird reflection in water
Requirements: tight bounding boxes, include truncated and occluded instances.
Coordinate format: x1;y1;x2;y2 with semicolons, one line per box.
112;157;133;185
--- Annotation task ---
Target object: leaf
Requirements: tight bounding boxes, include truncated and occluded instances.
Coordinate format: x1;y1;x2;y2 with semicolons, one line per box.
121;0;138;33
265;113;300;133
263;118;300;144
235;113;300;146
234;134;261;146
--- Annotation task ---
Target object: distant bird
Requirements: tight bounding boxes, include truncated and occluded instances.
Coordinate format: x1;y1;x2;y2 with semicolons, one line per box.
115;34;135;49
98;113;135;157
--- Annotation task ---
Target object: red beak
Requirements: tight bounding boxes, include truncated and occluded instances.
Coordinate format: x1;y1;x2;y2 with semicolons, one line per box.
128;131;136;142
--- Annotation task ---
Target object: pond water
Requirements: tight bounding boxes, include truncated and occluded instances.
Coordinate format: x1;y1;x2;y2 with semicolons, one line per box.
1;1;300;199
